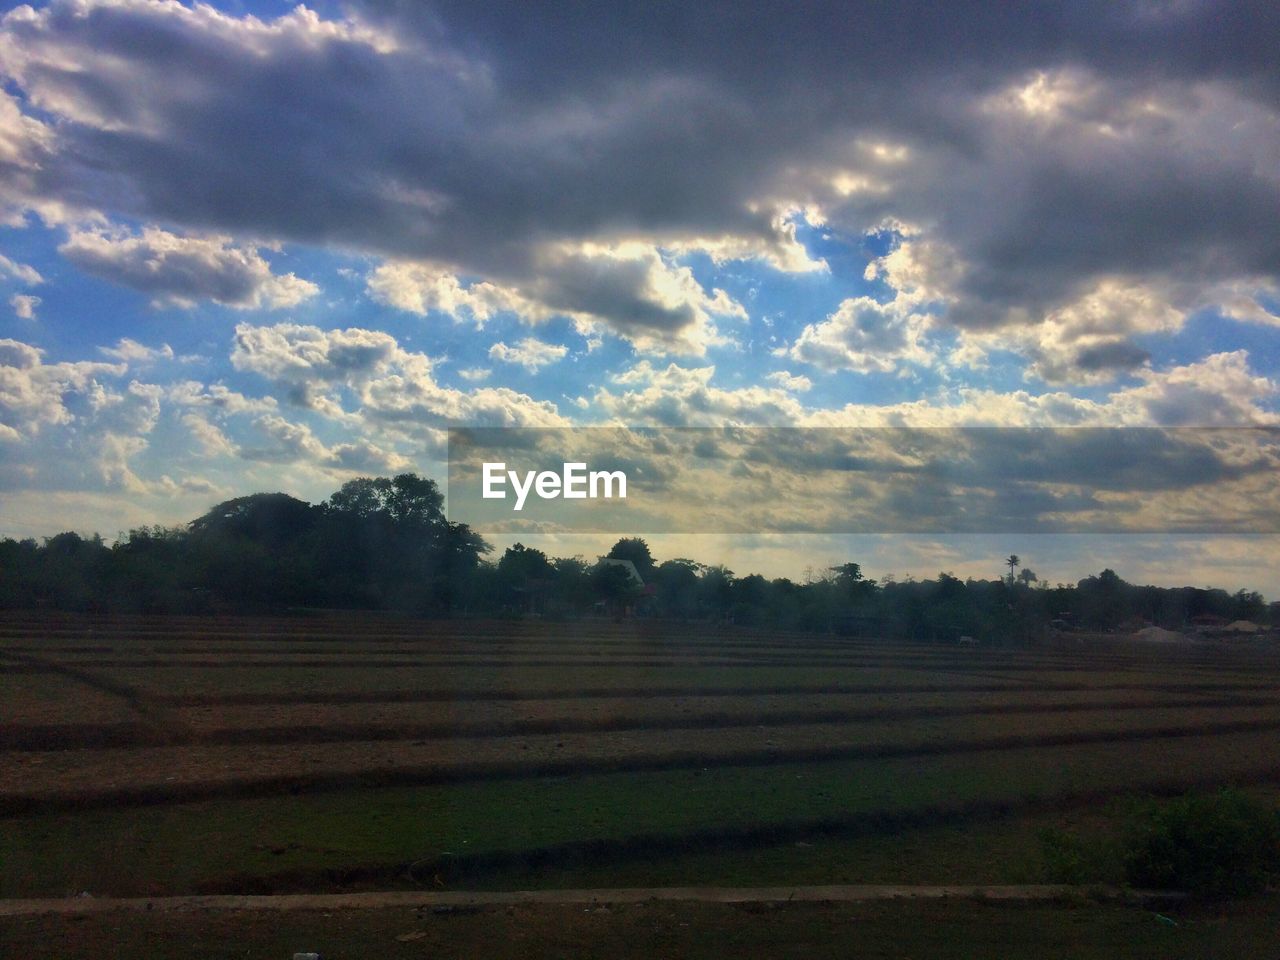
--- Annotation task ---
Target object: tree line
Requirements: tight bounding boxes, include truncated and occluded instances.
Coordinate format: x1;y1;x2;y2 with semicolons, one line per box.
0;474;1270;639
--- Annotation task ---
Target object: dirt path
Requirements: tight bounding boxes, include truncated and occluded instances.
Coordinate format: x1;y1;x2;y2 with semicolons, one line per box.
0;884;1184;917
4;650;193;743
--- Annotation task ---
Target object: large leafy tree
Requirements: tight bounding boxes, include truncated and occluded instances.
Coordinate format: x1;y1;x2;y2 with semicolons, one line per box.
325;474;445;527
498;543;554;583
189;493;317;545
606;537;655;580
318;473;484;610
187;495;319;607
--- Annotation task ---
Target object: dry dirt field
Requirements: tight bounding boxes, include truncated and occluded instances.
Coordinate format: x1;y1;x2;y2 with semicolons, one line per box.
2;613;1279;955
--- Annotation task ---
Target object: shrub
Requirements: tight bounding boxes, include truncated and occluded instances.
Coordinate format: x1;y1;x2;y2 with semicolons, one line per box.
1121;789;1280;897
1038;827;1095;884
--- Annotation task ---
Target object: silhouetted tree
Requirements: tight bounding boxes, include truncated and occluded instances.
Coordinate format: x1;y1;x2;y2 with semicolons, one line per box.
653;558;702;617
190;493;317;546
592;561;639;612
607;537;655;581
0;490;1271;637
1006;554;1020;583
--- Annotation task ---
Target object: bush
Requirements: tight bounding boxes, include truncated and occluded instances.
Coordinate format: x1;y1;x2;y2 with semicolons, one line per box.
1122;789;1280;897
1038;827;1096;884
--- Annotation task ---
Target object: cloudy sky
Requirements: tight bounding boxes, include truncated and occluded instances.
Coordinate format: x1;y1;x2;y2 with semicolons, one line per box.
1;0;1278;590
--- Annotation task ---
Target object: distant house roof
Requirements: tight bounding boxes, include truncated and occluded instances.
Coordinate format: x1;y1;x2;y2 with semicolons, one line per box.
596;557;644;587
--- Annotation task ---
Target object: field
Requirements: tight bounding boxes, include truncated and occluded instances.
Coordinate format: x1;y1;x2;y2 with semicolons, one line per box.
2;613;1280;955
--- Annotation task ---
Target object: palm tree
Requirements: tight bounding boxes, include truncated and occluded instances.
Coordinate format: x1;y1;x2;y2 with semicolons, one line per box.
1005;554;1020;583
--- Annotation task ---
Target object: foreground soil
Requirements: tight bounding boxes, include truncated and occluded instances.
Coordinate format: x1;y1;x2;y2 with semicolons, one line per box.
6;615;1280;915
2;895;1277;960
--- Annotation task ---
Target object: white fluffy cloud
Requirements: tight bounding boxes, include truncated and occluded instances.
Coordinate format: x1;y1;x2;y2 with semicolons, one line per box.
1019;281;1182;383
369;242;747;355
231;323;400;386
595;361;807;426
594;352;1278;429
367;264;538;326
59;227;318;309
0;252;41;285
230;321;567;430
488;338;568;372
99;339;175;365
947;278;1228;385
9;293;38;320
167;380;278;416
0;88;60;226
0;341;214;496
765;371;812;392
181;412;238;459
786;295;934;374
659;214;827;274
806;353;1278;428
1;251;43;321
1105;351;1279;427
783;238;949;374
242;414;410;474
0;339;123;441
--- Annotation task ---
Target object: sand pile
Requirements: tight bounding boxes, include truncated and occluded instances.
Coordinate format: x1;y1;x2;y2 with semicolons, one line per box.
1224;620;1261;633
1133;626;1186;643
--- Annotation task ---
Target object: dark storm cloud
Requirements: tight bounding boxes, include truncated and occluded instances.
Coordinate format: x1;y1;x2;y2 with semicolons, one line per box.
358;1;1280;104
2;0;1279;356
1074;340;1152;373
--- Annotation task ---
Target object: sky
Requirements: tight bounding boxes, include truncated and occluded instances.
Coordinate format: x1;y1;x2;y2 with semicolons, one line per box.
1;0;1279;592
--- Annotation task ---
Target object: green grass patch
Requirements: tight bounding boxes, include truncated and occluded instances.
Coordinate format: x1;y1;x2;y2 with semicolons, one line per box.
4;730;1280;897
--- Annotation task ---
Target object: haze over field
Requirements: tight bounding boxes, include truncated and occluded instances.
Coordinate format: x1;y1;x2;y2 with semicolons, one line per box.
1;1;1279;589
